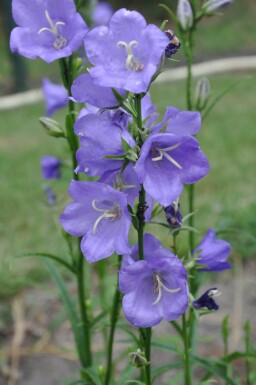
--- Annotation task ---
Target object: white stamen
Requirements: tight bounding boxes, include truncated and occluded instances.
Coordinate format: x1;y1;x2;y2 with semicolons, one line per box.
152;274;180;305
208;289;221;298
38;10;67;50
114;175;137;191
151;142;183;170
117;40;144;72
92;199;120;234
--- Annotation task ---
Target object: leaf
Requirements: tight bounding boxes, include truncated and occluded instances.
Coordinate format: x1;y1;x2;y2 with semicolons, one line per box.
116;324;140;345
152;362;183;383
17;252;76;274
115;366;136;385
151;341;177;354
90;310;108;330
44;260;86;365
159;3;178;24
223;351;256;363
125;381;145;385
81;368;103;385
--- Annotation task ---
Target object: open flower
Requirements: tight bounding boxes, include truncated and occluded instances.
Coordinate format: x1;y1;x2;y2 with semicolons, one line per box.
60;180;131;262
84;8;169;93
42;78;68;116
92;1;113;26
74;112;134;176
193;228;231;271
119;233;188;327
41;156;61;179
10;0;88;63
135;133;210;206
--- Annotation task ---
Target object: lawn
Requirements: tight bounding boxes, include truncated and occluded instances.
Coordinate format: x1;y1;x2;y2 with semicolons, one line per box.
0;71;255;299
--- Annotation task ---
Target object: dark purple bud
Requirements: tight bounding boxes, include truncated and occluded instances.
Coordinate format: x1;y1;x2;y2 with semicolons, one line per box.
164;29;181;58
44;186;57;206
164;201;183;228
41;156;61;180
193;288;220;310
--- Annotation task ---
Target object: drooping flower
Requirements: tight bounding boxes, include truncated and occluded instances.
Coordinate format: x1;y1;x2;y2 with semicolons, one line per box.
42;78;68;116
10;0;88;63
71;73;126;109
193;288;220;310
41;156;61;179
60;180;131;262
153;106;201;136
92;1;113;26
202;0;233;13
164;30;181;58
84;8;169;93
177;0;193;30
74;112;134;176
193;228;231;271
119;233;188;327
135;133;210;206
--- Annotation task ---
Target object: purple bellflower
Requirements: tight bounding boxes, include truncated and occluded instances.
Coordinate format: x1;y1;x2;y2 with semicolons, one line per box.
193;228;231;271
141;94;159;131
153;106;201;136
193;288;220;310
92;2;113;26
71;73;126;109
119;233;188;327
135;133;210;206
84;8;169;93
10;0;88;63
60;180;131;262
74;112;134;176
41;156;61;179
42;78;68;116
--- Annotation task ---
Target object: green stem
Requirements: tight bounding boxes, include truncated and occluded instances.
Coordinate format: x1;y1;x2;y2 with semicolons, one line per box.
77;250;92;367
182;313;192;385
104;255;122;385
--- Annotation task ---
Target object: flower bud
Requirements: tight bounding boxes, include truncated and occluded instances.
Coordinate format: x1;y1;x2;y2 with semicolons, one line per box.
177;0;193;30
194;77;211;110
164;30;181;58
39;117;65;138
193;288;221;310
202;0;233;13
164;200;183;229
129;349;149;368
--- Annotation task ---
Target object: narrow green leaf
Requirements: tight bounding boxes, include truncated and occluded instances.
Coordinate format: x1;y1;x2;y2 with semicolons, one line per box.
81;368;103;385
16;252;76;273
159;3;178;24
151;341;177;354
45;260;86;365
90;310;108;330
152;362;183;383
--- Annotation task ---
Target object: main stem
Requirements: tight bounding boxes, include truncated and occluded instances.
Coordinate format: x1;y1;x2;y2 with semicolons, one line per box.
182;313;192;385
104;255;122;385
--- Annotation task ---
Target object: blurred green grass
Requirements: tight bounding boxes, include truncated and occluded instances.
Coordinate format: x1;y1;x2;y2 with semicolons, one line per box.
0;72;256;298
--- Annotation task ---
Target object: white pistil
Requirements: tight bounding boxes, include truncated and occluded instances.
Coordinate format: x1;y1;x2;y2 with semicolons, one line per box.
117;40;144;72
152;274;180;305
92;199;120;234
152;143;183;170
38;10;67;50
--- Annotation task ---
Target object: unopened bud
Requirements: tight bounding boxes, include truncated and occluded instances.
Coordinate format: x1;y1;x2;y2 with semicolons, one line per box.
194;78;211;110
73;56;83;71
202;0;233;13
193;288;220;310
177;0;193;30
39;117;65;138
129;349;149;368
164;200;183;229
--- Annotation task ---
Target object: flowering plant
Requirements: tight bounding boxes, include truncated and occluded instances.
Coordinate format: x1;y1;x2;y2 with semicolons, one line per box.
11;0;254;384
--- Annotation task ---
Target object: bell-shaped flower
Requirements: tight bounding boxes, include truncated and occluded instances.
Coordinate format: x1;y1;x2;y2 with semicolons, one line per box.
42;78;68;116
60;180;131;262
84;8;169;93
153;106;201;136
119;233;188;327
135;133;210;206
71;73;126;109
41;156;61;179
74;112;134;176
92;1;113;26
10;0;88;63
193;228;231;271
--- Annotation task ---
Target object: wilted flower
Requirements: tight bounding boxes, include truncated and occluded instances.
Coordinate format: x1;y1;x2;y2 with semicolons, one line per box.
193;228;231;271
10;0;88;63
119;233;188;327
164;200;183;228
202;0;233;13
164;30;181;58
42;78;68;116
194;78;211;110
60;180;131;262
135;133;210;206
41;156;61;179
129;349;149;367
193;288;220;310
84;8;169;93
92;1;113;26
177;0;193;30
